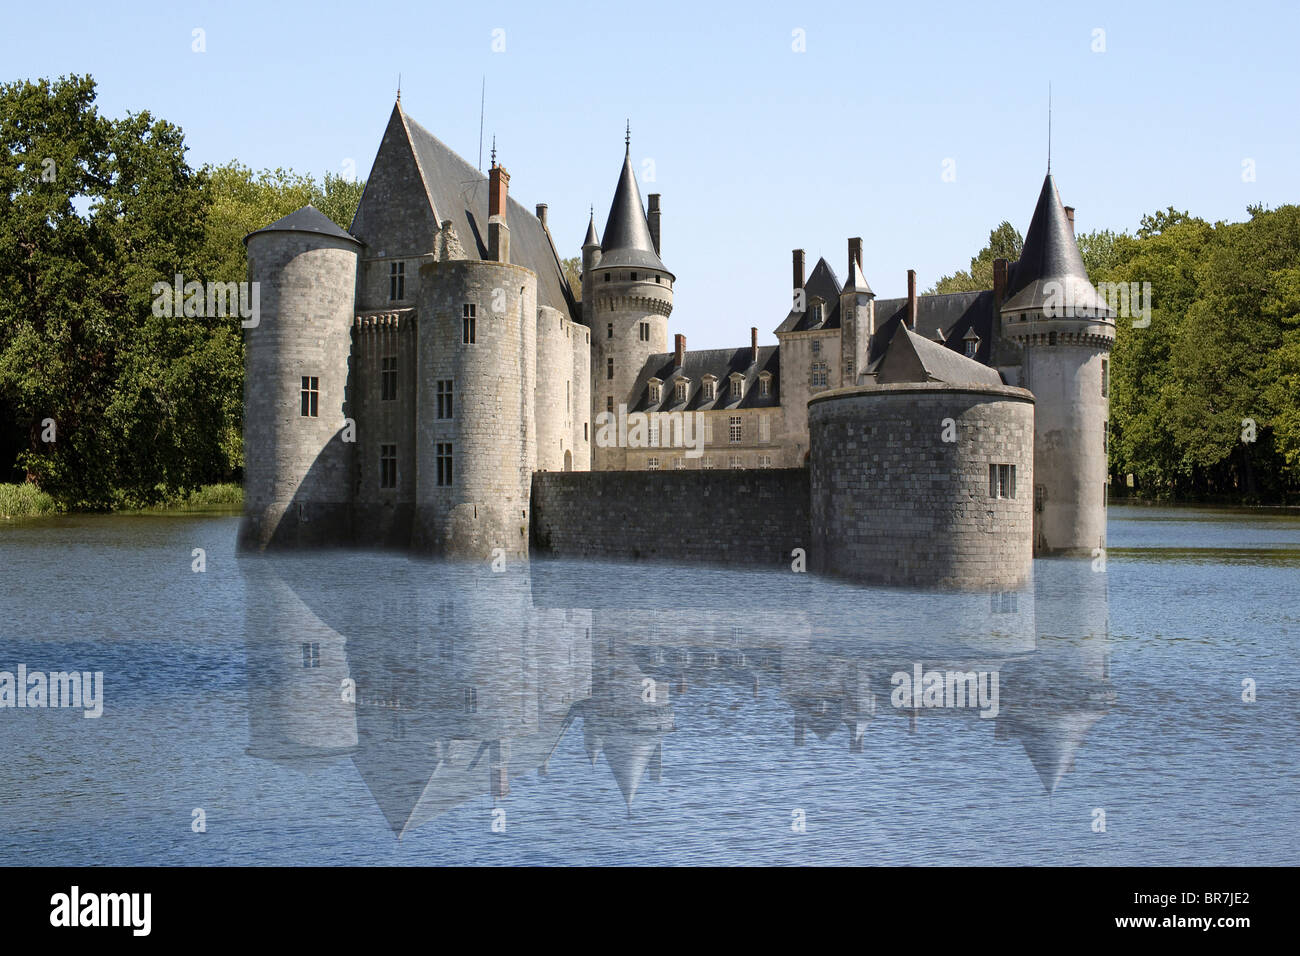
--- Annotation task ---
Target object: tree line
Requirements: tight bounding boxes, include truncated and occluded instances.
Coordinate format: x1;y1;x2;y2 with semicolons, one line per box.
0;75;362;509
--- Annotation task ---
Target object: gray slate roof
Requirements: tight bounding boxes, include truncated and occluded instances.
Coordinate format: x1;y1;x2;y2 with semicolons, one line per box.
598;148;669;273
876;324;1004;387
868;290;995;367
244;204;362;245
628;346;781;412
1002;174;1113;317
400;107;579;321
774;257;842;334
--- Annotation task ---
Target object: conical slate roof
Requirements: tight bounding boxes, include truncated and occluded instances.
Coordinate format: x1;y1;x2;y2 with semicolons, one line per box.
583;212;600;248
599;148;669;273
1002;174;1112;317
244;204;362;246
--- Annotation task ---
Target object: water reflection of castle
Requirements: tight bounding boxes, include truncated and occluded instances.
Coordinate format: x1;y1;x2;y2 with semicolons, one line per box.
243;556;1112;836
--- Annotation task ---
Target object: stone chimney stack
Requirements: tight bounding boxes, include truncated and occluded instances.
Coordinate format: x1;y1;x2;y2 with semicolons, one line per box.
751;327;759;364
1064;206;1075;235
648;194;661;254
535;203;548;229
907;269;917;329
488;162;510;263
993;258;1008;309
674;333;686;369
793;249;805;291
848;237;863;276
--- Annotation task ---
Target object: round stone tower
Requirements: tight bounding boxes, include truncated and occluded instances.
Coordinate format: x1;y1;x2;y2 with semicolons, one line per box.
241;205;362;550
587;139;673;470
999;175;1115;556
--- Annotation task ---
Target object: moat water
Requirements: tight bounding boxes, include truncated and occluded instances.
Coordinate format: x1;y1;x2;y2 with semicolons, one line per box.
0;504;1296;865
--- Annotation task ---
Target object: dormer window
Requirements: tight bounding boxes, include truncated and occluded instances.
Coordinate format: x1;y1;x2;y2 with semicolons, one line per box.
648;378;663;404
729;374;744;400
701;376;717;401
675;379;689;404
758;372;772;397
963;329;981;359
811;301;824;324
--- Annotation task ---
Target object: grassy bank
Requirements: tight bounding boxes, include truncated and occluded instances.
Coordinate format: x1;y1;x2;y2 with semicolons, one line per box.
0;482;243;518
0;482;58;518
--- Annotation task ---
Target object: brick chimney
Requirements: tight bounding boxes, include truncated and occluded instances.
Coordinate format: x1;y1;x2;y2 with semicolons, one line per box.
906;269;917;330
751;326;759;364
848;237;863;276
993;258;1008;309
793;249;805;290
488;162;510;263
674;333;686;369
1064;206;1075;235
648;193;661;254
535;203;548;229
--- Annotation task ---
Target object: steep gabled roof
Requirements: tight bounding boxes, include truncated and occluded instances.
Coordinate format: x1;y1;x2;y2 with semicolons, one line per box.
868;290;995;367
244;204;362;246
876;324;1004;387
599;148;669;273
1002;174;1113;317
350;102;578;322
775;257;842;334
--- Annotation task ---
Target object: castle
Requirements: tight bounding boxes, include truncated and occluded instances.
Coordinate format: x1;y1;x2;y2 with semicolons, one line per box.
240;97;1115;588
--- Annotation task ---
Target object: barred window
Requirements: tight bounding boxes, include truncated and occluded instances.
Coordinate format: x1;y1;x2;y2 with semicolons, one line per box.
811;362;828;387
380;356;398;401
436;443;454;487
301;643;321;668
989;463;1016;499
647;457;660;471
729;416;742;443
300;376;319;417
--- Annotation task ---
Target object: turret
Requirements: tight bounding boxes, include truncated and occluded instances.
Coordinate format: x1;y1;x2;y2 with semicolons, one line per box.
838;236;874;386
581;209;601;325
240;205;362;549
1000;174;1115;556
589;130;674;470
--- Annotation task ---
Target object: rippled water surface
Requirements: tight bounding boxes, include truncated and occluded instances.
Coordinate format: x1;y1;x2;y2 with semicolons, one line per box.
0;504;1296;865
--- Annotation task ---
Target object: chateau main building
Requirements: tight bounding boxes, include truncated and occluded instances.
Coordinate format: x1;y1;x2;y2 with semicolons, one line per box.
240;98;1115;587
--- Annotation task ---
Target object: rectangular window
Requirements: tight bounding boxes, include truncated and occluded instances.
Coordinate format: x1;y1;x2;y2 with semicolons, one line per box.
606;395;614;414
604;273;611;282
703;381;715;401
300;376;319;417
676;380;688;403
649;418;660;446
607;357;614;380
1102;358;1110;397
380;443;397;489
639;321;650;342
436;443;453;487
759;455;772;468
760;377;770;397
464;687;477;714
655;275;661;284
965;340;977;358
301;642;321;668
729;416;742;443
647;457;660;471
584;422;589;441
989;463;1016;499
702;457;715;470
759;414;770;443
631;272;638;281
729;455;742;469
811;363;828;388
389;261;405;301
811;338;821;355
649;383;661;404
462;304;476;344
607;322;613;339
674;457;685;470
730;378;742;399
380;356;398;401
436;379;454;419
703;418;713;444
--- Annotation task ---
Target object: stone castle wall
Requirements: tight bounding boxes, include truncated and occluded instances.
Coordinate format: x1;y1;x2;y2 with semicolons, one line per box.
808;382;1035;589
531;469;810;567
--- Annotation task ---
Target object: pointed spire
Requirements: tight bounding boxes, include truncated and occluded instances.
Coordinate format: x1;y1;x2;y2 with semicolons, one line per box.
625;119;631;154
490;135;496;168
1002;174;1113;317
583;206;600;248
598;144;668;272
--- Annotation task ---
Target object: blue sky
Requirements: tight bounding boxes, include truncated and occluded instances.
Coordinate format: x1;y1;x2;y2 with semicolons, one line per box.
5;0;1299;348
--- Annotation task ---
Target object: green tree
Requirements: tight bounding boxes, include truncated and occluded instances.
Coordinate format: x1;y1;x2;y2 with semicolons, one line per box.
928;221;1023;293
